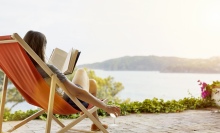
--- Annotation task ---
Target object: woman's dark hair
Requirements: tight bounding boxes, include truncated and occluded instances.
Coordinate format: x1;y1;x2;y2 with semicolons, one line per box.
23;30;47;65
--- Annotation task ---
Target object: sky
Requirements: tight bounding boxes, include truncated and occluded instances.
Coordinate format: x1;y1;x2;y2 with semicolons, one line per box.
1;0;220;65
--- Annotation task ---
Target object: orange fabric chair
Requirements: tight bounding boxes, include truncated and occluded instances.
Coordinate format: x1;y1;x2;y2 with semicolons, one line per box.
0;33;108;133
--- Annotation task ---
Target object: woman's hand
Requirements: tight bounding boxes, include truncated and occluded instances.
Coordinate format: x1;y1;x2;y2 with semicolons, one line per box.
104;105;121;117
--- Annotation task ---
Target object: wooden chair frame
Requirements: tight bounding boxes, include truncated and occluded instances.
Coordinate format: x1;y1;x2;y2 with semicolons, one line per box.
0;33;108;133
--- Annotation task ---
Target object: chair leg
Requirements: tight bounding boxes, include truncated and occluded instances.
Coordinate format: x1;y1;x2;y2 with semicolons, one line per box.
52;115;65;128
45;74;57;133
57;112;88;133
58;99;109;133
85;107;109;133
84;99;109;133
0;74;8;132
7;109;45;132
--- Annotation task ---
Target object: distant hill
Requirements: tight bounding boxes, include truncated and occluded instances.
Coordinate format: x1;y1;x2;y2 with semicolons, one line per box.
78;56;220;73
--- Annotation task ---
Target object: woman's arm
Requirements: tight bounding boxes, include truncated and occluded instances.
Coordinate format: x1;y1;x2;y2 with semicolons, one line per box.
63;80;120;116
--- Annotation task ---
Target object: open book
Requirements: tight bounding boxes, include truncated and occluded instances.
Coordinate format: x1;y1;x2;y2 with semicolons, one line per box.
48;48;80;75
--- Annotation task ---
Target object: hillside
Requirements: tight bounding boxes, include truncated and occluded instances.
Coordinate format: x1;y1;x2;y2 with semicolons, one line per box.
78;56;220;73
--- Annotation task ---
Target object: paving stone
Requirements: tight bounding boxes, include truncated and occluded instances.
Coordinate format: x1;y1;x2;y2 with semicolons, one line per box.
2;110;220;133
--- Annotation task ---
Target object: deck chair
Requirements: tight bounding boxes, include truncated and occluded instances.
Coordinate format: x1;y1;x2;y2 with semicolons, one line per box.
0;33;108;133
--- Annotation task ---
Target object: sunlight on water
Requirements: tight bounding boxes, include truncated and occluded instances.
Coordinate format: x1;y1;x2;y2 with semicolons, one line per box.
94;70;220;102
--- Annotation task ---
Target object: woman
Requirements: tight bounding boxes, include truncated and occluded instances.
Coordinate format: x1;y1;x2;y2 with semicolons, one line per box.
23;30;120;131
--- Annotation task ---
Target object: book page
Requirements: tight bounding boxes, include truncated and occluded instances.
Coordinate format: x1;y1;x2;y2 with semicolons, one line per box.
48;48;67;71
69;49;80;71
62;48;80;75
62;49;73;74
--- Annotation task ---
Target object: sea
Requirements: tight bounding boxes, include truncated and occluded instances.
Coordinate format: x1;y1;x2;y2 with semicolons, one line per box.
6;70;220;112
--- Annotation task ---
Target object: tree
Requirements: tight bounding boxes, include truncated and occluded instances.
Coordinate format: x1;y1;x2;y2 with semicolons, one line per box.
86;69;124;100
5;87;24;111
0;70;3;87
0;71;25;111
68;69;124;100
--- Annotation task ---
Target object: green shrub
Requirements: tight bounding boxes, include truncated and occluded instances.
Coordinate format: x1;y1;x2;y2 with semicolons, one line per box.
3;96;218;121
